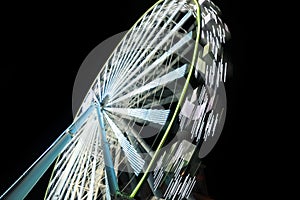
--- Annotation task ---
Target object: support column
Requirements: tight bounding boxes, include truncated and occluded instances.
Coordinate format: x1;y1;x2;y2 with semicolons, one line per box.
95;105;119;196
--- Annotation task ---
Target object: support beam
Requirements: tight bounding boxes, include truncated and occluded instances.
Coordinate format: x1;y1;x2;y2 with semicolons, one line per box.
0;104;96;200
95;105;120;196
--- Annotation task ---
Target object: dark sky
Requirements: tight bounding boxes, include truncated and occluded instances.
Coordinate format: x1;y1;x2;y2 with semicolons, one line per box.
0;1;258;199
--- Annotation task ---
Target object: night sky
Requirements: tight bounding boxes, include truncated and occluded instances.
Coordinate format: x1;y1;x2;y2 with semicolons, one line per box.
0;1;258;199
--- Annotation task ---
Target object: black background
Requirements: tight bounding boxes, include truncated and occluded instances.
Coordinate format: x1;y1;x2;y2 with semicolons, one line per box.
0;0;272;199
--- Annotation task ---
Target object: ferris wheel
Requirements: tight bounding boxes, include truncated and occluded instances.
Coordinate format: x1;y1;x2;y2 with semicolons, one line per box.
1;0;230;199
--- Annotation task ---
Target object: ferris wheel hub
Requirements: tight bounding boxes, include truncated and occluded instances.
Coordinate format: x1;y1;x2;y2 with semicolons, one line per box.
100;95;110;107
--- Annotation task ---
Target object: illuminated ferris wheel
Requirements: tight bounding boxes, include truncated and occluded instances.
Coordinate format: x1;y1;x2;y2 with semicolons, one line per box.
1;0;230;199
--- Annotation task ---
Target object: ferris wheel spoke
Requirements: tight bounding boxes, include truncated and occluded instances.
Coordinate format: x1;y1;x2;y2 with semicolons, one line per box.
104;2;167;96
75;120;104;199
103;112;145;176
103;31;138;97
107;2;188;95
104;10;157;92
97;76;103;102
106;0;177;94
106;114;156;161
105;107;170;126
108;63;172;109
131;87;183;110
109;31;193;104
116;117;155;157
46;115;108;200
126;68;184;109
71;140;103;199
86;126;100;199
114;53;189;109
102;64;109;98
46;119;93;196
108;63;187;106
